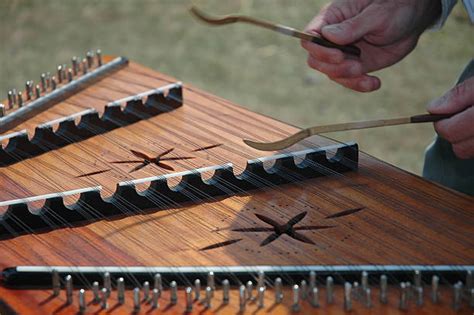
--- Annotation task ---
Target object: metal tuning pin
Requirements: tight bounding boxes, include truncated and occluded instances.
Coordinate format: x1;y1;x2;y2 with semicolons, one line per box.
103;272;111;297
399;282;408;310
72;56;79;76
7;91;13;108
205;286;212;309
12;89;17;106
65;275;73;305
300;280;307;300
96;49;103;66
292;284;300;312
152;288;159;309
194;279;201;301
67;68;73;82
154;273;163;292
186;287;193;312
208;271;215;293
257;270;265;289
46;72;51;89
275;278;283;304
361;270;369;291
453;281;462;311
78;289;86;313
239;285;246;313
82;58;88;74
222;279;230;304
57;65;63;84
310;286;319;307
309;271;316;291
406;281;412;299
92;281;100;302
416;286;423;307
17;92;23;107
258;286;265;308
52;269;60;296
414;270;422;289
133;287;141;312
101;287;108;309
0;104;5;118
143;281;150;301
25;81;31;100
326;276;334;304
246;280;253;301
51;76;57;90
365;288;372;308
86;51;94;68
170;280;178;304
40;73;47;92
62;64;67;81
380;274;388;304
344;282;352;311
117;277;125;304
35;85;41;99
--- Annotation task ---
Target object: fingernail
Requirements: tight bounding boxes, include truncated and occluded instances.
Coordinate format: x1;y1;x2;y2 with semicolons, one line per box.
427;98;442;111
322;25;342;35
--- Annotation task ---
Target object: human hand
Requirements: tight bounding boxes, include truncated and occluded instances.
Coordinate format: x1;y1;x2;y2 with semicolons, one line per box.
427;77;474;159
302;0;441;92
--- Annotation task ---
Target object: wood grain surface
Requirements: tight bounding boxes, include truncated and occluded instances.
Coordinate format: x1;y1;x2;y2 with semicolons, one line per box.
0;57;472;314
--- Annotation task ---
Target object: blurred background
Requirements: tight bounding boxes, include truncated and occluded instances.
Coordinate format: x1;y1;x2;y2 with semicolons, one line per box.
0;0;472;174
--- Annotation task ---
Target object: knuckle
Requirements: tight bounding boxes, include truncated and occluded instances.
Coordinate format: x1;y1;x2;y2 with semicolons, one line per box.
434;123;454;143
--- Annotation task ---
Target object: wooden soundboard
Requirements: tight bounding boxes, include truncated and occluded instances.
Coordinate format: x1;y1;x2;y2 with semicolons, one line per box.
0;55;472;314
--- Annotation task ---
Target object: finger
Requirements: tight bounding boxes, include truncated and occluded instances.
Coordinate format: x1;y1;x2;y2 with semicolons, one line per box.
307;55;362;78
332;75;381;92
427;77;474;114
301;40;345;64
434;106;474;144
452;137;474;159
321;6;385;45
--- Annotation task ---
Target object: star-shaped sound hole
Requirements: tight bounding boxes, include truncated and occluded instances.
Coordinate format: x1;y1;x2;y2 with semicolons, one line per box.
233;212;335;246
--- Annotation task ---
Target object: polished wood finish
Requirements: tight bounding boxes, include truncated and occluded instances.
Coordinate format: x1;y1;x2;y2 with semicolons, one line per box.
0;57;472;314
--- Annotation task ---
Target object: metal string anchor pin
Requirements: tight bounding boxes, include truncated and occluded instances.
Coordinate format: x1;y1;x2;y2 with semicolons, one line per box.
380;274;388;304
344;282;352;311
17;92;23;107
292;284;300;312
274;277;283;304
399;282;408;310
78;289;86;313
117;277;125;304
154;273;163;292
309;271;316;291
467;270;473;291
222;279;230;304
414;269;422;288
301;280;308;300
51;269;60;296
67;68;73;82
40;73;47;92
416;286;424;307
86;51;94;68
96;49;103;66
257;270;265;289
365;288;372;308
453;281;462;311
143;281;150;301
51;76;57;90
72;56;79;75
100;287;108;309
170;280;178;304
103;272;111;297
205;286;212;309
208;271;215;294
57;65;63;84
92;281;100;302
65;274;73;305
0;104;4;118
258;286;265;308
246;280;253;300
194;279;201;301
185;287;193;312
35;85;41;99
310;286;319;307
7;90;14;108
361;270;369;291
25;81;32;100
326;276;334;304
133;287;141;312
151;288;160;309
239;285;246;313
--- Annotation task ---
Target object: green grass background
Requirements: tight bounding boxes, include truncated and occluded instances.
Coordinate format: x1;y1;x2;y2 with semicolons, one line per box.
1;0;472;174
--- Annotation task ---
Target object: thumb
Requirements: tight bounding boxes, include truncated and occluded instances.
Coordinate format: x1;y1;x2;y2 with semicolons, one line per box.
321;9;382;45
427;77;474;114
